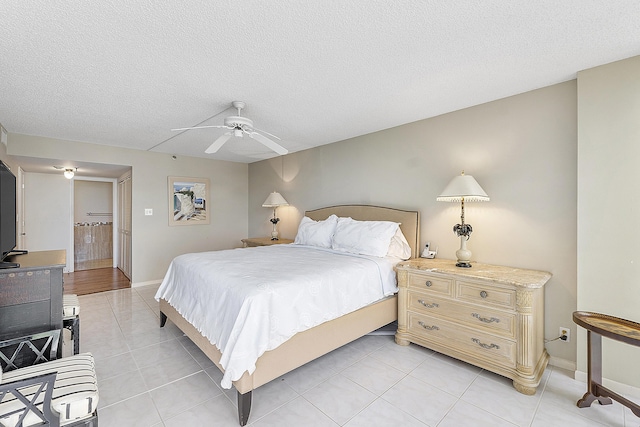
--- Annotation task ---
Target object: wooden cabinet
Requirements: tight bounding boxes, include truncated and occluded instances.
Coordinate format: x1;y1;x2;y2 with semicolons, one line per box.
74;223;113;263
241;237;294;247
395;258;551;395
0;250;65;339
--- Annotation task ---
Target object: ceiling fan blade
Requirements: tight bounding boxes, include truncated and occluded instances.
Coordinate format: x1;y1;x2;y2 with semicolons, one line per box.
250;127;281;140
205;132;233;153
171;125;229;132
248;132;288;155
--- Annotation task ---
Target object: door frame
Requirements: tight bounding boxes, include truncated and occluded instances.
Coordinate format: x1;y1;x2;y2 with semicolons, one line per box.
68;176;118;273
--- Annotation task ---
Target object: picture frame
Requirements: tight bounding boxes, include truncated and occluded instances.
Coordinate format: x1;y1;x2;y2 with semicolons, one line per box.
168;176;210;226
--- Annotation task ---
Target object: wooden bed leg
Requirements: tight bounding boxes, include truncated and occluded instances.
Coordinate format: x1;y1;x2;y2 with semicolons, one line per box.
160;311;167;327
237;390;252;426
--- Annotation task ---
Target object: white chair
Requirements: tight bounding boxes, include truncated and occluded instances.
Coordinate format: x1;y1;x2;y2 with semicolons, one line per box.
62;294;80;355
0;330;98;427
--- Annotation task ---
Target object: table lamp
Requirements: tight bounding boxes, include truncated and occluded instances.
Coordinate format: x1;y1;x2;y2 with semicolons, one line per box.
262;191;289;240
437;171;489;267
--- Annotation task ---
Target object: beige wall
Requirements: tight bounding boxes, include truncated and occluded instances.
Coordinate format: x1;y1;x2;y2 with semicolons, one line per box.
249;81;579;366
577;56;640;386
0;128;17;171
7;134;248;284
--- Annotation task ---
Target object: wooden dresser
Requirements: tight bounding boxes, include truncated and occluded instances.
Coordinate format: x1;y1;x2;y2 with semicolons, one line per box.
395;258;551;395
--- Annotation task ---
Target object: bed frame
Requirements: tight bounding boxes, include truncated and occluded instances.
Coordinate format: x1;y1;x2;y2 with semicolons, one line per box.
159;205;419;425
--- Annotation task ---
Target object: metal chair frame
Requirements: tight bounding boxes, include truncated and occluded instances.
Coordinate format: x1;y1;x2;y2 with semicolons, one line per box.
0;330;60;371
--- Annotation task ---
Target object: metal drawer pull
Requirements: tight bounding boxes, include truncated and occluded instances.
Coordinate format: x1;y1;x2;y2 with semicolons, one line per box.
472;338;500;350
417;321;439;331
480;290;488;298
418;299;439;308
472;313;500;323
425;280;432;287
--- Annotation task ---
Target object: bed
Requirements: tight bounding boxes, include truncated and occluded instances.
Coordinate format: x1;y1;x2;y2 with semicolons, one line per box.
157;205;419;425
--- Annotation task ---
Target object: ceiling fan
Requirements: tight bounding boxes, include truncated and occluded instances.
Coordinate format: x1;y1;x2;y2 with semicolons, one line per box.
172;101;288;155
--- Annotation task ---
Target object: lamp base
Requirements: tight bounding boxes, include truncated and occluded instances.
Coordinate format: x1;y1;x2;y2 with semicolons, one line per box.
455;235;473;268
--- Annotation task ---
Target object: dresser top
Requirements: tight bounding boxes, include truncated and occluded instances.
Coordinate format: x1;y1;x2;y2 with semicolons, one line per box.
4;250;66;269
396;258;552;289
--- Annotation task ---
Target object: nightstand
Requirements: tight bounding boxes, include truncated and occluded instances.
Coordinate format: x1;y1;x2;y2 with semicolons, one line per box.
241;237;294;247
395;258;551;395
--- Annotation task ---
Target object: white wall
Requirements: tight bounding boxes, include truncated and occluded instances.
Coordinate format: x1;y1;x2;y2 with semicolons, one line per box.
577;55;640;386
249;81;579;366
7;135;249;284
74;180;113;223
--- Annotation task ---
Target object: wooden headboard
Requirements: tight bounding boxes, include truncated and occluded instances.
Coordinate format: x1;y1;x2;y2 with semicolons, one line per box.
305;205;420;259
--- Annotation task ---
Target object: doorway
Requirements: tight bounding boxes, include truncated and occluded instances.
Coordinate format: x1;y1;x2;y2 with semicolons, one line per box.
73;179;115;271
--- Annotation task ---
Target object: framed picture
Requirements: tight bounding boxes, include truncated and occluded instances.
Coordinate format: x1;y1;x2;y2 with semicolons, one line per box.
168;176;210;226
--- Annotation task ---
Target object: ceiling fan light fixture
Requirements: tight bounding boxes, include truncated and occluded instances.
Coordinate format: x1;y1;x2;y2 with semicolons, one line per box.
173;101;288;155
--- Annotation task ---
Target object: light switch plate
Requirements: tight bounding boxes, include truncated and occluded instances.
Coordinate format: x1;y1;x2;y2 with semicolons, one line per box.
145;208;153;216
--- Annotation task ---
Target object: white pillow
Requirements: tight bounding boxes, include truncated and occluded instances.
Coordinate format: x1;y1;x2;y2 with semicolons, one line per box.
332;217;400;257
387;227;412;260
294;214;338;248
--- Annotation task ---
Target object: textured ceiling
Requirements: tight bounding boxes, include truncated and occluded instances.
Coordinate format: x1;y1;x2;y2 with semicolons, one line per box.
1;1;639;164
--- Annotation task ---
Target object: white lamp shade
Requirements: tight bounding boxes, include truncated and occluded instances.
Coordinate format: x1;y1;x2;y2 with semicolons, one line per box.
64;169;75;179
262;191;289;207
437;172;489;202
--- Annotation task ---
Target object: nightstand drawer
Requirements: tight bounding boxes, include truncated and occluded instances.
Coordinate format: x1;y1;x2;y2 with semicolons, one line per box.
456;281;516;310
408;290;516;338
407;273;452;296
408;312;516;366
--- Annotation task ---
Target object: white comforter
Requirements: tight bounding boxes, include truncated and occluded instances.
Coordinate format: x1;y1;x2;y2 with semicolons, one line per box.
155;244;399;388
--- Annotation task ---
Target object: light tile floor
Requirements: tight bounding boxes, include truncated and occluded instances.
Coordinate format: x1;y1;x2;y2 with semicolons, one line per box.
69;285;639;426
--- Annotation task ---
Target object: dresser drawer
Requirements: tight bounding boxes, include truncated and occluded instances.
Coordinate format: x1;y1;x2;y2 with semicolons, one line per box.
408;290;516;338
407;273;452;296
456;280;516;310
408;311;516;367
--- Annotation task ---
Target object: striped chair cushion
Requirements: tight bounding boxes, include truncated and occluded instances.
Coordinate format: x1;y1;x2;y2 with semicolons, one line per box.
62;294;80;319
0;353;98;427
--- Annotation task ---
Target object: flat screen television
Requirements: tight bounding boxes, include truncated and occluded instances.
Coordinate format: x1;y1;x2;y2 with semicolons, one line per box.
0;160;18;268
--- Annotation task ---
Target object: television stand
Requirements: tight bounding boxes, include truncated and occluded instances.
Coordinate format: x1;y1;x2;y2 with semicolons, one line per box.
8;249;28;256
0;261;20;269
0;250;66;357
0;250;28;268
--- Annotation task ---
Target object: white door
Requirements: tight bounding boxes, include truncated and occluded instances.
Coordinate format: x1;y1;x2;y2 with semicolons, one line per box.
17;167;25;250
117;173;132;279
23;172;71;270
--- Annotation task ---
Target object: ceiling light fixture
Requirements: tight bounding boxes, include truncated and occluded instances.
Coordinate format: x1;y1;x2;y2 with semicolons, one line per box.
64;168;76;179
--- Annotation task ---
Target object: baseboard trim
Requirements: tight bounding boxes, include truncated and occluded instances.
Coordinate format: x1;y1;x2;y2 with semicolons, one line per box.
548;356;576;372
131;279;162;288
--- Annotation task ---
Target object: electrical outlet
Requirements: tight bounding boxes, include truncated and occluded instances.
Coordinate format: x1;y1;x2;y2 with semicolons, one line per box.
559;327;571;343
